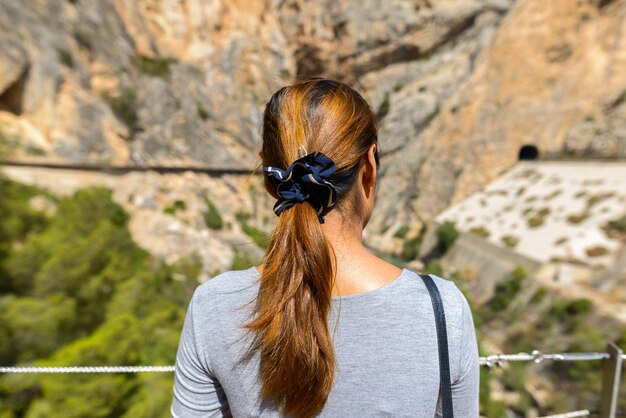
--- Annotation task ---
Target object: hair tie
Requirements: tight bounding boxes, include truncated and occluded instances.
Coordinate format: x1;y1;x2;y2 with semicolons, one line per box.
263;151;337;223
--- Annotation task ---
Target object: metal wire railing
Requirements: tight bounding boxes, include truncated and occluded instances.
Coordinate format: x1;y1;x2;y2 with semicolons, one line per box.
0;350;620;373
1;346;623;418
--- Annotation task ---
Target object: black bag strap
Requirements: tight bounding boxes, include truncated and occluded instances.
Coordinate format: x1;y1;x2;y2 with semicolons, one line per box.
418;274;454;418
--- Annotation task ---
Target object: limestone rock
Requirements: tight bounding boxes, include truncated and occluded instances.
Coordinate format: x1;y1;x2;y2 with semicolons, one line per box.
366;0;626;252
0;34;28;98
1;0;625;259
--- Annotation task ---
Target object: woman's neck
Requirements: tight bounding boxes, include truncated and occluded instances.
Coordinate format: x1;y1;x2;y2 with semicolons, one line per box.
255;210;402;297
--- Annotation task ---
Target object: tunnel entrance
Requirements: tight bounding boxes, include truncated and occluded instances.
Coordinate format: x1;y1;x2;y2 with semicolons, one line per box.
518;144;539;161
0;67;28;116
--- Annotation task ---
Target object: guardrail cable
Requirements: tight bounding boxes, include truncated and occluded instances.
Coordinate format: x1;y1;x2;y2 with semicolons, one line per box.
0;350;623;373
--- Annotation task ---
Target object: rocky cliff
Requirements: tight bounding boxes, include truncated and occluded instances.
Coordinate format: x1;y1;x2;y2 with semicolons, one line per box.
1;0;625;255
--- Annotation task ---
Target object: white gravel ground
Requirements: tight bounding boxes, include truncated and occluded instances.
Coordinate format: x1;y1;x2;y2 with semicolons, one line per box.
435;161;626;269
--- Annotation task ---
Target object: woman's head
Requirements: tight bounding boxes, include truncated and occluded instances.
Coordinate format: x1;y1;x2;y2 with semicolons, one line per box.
260;77;380;228
243;77;379;418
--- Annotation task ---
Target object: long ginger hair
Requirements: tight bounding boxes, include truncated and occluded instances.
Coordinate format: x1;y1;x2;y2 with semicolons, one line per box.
243;77;380;417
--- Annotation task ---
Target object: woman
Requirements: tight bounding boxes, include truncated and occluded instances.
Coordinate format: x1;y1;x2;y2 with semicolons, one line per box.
171;78;479;417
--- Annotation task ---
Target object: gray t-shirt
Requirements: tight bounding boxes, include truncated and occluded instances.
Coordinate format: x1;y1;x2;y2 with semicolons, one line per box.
171;266;479;417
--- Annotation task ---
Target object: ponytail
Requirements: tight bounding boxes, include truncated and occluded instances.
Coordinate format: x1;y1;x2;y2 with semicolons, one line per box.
242;77;378;417
244;202;336;417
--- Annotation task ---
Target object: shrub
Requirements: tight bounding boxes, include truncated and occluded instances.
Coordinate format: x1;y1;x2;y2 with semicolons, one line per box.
235;210;250;223
106;87;141;134
469;226;490;238
480;367;508;418
586;192;613;209
202;197;223;230
527;216;545;228
585;245;609;257
555;298;594;317
400;234;422;261
242;223;269;249
57;48;73;67
230;248;257;270
164;199;186;215
196;103;209;120
425;260;444;277
394;226;409;239
530;287;548;304
377;92;390;119
435;221;459;253
606;214;626;234
537;207;551;217
488;266;527;312
0;180;202;417
548;297;595;334
566;213;588;224
137;56;176;77
501;234;519;248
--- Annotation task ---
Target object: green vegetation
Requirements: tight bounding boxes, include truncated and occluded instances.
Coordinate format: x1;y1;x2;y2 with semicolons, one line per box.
605;214;626;235
469;226;490;238
501;363;534;413
480;366;508;417
544;189;562;200
164;199;186;215
25;144;46;155
397;226;425;262
565;193;613;227
196;103;210;120
486;266;527;313
377;92;390;119
57;48;73;68
585;245;609;257
235;210;250;223
394;225;409;239
232;210;269;250
586;192;613;208
551;298;594;321
566;213;588;224
500;234;519;248
105;87;141;135
202;196;223;230
137;56;177;77
242;223;269;249
400;234;421;261
0;174;201;417
435;221;459;254
424;260;444;277
530;286;548;304
230;248;257;270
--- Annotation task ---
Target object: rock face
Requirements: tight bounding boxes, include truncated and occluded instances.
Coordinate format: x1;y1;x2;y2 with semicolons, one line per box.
0;0;291;168
368;0;626;245
1;0;625;255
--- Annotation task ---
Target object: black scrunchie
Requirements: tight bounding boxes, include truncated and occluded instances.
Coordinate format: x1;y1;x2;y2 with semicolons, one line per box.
263;151;337;223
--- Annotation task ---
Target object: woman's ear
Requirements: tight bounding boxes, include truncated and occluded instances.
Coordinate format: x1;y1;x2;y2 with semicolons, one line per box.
360;143;377;199
365;143;377;188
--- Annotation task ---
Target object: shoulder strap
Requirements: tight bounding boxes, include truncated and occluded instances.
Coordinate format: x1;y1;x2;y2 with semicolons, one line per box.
418;274;454;418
